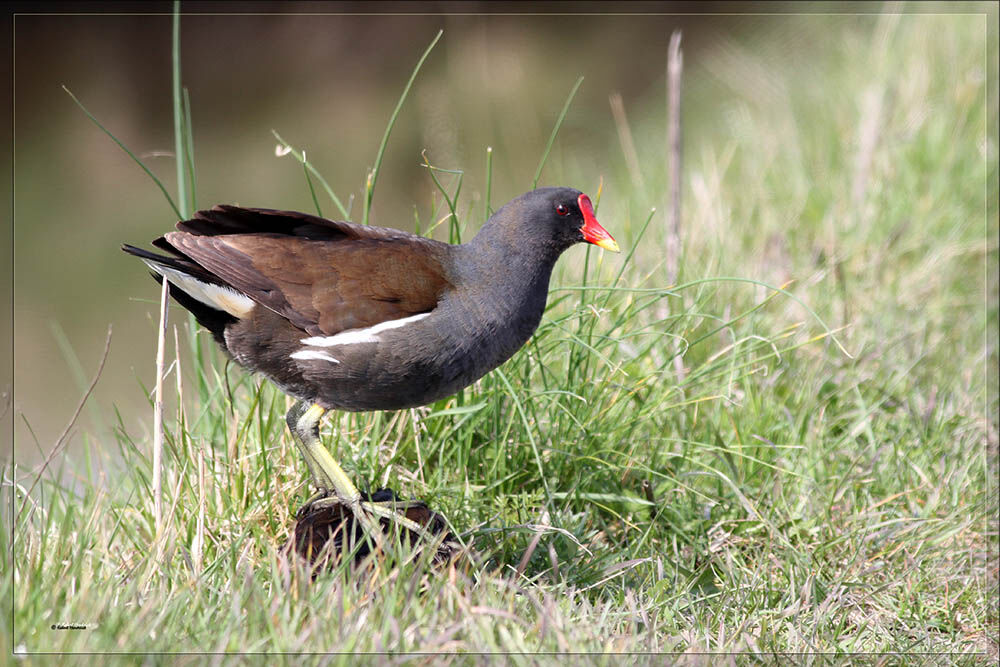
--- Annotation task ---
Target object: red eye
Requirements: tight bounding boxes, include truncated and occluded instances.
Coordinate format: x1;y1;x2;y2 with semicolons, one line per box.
555;204;570;216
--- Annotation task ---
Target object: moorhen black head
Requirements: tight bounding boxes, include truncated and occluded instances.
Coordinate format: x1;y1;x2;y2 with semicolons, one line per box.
123;186;618;545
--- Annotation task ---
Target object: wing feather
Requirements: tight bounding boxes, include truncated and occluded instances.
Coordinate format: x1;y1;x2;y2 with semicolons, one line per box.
159;207;451;337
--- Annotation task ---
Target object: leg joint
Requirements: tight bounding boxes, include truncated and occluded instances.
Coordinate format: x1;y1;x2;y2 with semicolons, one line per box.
286;401;325;439
285;400;308;432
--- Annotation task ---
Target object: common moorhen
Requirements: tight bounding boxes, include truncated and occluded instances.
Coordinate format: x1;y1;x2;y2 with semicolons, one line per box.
123;187;618;543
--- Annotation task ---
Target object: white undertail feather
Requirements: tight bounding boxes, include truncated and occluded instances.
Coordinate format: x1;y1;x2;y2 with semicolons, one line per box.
143;260;255;319
300;312;431;347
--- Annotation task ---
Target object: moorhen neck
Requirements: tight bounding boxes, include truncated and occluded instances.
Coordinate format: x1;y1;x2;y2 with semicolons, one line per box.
123;186;618;545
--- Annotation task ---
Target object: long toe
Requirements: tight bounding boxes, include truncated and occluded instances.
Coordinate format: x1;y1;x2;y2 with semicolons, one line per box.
296;488;333;519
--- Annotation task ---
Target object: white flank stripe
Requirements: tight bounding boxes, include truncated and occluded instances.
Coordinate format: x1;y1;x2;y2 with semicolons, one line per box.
290;350;340;364
301;312;430;347
144;261;255;318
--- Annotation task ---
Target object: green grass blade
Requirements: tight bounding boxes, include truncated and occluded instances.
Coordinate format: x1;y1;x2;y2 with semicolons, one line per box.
494;367;552;509
172;2;189;219
182;86;197;212
601;207;658;310
421;151;464;243
171;5;208;406
532;76;584;189
363;29;443;225
272;131;349;219
302;151;322;217
63;86;181;220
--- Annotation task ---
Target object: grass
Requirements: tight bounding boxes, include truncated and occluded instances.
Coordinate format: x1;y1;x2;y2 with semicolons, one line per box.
6;8;997;660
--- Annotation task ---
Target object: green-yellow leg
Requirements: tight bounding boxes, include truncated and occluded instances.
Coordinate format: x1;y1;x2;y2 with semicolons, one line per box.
286;401;384;550
286;400;442;548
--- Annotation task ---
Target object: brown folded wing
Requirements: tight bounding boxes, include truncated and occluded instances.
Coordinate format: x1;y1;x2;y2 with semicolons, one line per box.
162;207;451;336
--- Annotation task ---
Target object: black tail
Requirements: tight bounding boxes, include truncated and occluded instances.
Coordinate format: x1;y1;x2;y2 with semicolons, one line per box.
122;243;236;347
122;242;219;284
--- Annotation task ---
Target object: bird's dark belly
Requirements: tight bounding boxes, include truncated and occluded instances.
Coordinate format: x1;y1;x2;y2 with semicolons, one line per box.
314;319;537;411
223;302;542;413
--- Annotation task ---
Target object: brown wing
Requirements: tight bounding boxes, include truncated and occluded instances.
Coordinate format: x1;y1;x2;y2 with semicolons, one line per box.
162;207;451;336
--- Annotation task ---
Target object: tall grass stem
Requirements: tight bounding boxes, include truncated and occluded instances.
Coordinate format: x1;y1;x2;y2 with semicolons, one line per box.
364;29;443;225
172;2;189;219
152;279;169;535
532;76;584;189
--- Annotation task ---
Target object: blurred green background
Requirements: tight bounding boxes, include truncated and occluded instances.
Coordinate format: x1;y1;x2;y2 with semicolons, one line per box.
8;3;995;468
